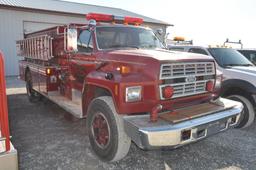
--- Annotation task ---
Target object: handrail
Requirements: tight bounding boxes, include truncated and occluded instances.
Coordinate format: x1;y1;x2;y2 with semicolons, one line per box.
0;51;10;152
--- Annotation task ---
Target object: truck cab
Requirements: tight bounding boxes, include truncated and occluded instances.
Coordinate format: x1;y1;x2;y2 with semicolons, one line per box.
169;45;256;128
17;13;243;162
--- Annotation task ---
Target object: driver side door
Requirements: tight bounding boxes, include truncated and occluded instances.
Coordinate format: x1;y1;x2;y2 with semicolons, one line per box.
70;28;96;90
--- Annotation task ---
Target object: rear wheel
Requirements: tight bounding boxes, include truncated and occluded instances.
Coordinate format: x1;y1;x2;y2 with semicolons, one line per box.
86;96;131;162
227;95;255;128
25;71;41;103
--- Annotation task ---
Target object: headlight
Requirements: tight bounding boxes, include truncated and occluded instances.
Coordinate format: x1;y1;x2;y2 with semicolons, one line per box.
126;86;142;102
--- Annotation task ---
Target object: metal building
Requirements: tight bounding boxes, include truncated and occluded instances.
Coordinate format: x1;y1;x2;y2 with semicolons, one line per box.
0;0;171;76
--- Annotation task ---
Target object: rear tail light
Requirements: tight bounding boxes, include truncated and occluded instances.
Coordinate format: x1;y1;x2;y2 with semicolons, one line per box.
162;86;174;99
206;81;214;92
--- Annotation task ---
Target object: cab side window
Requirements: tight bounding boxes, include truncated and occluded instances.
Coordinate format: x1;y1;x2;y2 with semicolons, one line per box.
169;47;185;52
249;53;256;65
188;48;208;55
77;30;93;53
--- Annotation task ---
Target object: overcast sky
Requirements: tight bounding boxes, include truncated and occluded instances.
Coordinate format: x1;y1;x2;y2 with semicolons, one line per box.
65;0;256;48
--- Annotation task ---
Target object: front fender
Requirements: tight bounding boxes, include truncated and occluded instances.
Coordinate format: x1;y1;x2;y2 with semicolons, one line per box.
82;70;159;117
221;79;256;95
82;71;120;117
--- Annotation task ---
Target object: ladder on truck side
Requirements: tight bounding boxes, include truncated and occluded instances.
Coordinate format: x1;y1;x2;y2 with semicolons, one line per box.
16;35;54;61
16;29;84;119
0;52;18;170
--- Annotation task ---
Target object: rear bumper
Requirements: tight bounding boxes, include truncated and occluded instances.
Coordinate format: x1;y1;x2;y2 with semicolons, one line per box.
123;98;243;149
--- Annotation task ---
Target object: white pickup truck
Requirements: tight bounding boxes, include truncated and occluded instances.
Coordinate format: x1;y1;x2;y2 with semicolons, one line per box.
169;46;256;128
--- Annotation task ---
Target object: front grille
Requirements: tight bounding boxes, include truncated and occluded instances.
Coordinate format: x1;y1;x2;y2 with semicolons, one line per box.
159;62;215;99
160;62;215;79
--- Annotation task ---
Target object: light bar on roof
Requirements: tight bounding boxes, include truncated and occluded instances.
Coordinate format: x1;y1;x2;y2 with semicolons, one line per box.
86;13;113;22
85;13;143;25
124;16;143;25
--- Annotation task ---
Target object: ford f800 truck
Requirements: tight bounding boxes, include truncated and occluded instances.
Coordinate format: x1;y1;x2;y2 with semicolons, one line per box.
16;13;243;162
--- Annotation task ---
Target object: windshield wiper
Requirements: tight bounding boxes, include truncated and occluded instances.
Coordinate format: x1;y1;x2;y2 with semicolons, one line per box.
224;64;253;67
223;64;238;68
238;64;254;66
126;45;140;49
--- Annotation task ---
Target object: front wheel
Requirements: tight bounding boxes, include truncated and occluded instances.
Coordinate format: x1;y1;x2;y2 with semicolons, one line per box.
86;96;131;162
227;95;255;128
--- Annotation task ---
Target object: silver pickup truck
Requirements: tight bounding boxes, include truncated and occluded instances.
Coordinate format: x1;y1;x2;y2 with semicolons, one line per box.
169;45;255;128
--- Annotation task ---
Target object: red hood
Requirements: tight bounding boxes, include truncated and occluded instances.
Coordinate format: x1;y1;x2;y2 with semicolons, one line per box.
102;49;214;63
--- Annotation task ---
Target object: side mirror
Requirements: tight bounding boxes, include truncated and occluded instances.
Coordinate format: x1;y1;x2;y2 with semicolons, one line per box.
156;28;163;35
66;28;78;52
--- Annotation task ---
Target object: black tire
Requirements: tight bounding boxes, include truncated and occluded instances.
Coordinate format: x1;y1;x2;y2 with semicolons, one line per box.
86;96;131;162
25;71;41;103
228;95;255;128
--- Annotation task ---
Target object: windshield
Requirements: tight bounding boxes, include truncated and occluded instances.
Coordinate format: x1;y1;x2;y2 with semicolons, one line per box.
96;26;164;50
208;48;254;67
238;50;256;65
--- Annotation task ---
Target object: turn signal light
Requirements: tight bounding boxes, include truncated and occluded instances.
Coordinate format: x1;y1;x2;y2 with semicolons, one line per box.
206;81;214;92
121;66;131;74
117;66;131;74
162;86;174;98
46;68;51;75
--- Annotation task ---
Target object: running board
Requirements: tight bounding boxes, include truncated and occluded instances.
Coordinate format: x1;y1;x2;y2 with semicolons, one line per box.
47;92;83;118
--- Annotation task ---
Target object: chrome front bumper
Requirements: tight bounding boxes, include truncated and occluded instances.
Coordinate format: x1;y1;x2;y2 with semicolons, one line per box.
123;98;243;149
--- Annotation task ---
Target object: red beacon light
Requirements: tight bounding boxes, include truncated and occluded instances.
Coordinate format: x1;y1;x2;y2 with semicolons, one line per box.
86;13;113;22
124;16;143;25
86;13;143;25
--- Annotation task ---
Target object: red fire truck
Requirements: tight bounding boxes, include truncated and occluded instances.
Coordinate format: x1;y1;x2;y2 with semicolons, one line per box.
16;13;243;162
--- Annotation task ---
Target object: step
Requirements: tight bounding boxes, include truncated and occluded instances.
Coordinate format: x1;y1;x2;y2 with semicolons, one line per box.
47;92;83;118
159;98;236;124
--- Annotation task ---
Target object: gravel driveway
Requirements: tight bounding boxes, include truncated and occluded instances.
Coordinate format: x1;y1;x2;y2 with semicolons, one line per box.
6;77;256;170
